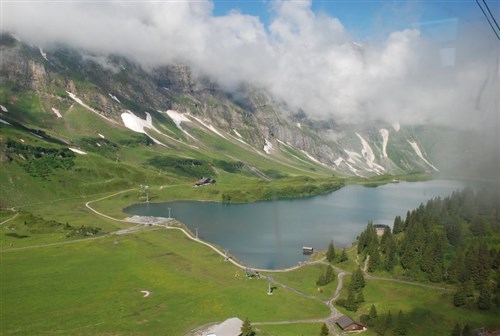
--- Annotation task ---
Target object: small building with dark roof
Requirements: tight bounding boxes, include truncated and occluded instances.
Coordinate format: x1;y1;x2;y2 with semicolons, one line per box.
374;224;390;237
336;315;366;332
204;317;243;336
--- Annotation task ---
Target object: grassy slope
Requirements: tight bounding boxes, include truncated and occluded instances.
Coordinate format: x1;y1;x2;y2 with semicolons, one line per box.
0;228;328;336
1;73;466;336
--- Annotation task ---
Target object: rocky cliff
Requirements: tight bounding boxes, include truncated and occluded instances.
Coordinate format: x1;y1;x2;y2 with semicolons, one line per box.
0;34;442;177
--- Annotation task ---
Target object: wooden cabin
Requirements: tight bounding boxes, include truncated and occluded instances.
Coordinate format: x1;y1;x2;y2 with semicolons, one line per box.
336;315;366;332
374;224;390;237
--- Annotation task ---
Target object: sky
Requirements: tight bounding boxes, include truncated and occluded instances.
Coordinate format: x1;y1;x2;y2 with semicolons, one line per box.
1;0;499;128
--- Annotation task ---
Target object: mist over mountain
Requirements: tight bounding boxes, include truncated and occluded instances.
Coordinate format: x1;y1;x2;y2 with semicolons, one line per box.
3;0;498;128
1;0;499;182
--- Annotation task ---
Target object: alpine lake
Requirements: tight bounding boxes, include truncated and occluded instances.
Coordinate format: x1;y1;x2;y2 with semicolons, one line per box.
124;179;465;269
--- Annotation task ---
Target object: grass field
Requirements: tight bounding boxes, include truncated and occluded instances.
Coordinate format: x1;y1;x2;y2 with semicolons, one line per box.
264;264;337;300
256;323;324;336
0;227;329;336
334;276;499;336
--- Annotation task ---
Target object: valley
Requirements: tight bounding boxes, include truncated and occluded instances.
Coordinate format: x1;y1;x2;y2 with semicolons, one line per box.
1;11;499;334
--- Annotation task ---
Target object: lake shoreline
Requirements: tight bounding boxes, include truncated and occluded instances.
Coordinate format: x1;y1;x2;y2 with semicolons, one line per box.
123;179;465;270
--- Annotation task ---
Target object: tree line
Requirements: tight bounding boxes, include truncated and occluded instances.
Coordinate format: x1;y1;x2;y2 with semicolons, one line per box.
357;187;500;310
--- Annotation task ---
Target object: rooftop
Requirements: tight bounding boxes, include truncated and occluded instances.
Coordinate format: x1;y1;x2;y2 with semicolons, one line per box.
204;317;243;336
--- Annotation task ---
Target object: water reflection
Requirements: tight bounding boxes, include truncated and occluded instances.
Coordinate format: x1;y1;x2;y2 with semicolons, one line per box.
124;180;464;269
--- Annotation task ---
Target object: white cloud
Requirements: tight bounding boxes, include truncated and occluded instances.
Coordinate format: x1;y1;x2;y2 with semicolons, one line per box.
2;1;498;129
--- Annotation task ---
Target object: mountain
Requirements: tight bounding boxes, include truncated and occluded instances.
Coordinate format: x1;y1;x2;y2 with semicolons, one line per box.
1;34;478;206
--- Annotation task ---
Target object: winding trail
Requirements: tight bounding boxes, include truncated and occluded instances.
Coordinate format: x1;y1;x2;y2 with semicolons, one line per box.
356;254;452;291
4;187;452;334
0;212;18;226
83;190;348;334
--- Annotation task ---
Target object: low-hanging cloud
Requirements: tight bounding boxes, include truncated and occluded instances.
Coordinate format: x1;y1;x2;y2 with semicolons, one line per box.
2;0;498;128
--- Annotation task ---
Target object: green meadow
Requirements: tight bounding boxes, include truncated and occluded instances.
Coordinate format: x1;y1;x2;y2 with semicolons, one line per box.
1;228;329;336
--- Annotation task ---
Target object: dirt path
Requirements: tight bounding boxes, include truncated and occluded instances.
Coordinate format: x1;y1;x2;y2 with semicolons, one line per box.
356;254;451;291
0;212;18;226
253;269;347;335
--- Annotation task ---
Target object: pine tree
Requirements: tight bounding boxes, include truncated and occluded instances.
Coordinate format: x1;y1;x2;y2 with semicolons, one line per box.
384;237;397;271
319;323;329;336
385;311;393;330
326;240;336;262
451;323;461;336
369;304;378;319
241;317;254;336
325;265;335;283
368;245;381;272
477;285;491;310
340;248;348;262
316;265;335;286
477;242;491;286
355;290;365;303
349;268;365;292
346;289;358;311
448;252;466;283
453;286;466;307
393;215;403;234
462;324;472;336
394;310;407;336
381;226;392;249
464;280;475;297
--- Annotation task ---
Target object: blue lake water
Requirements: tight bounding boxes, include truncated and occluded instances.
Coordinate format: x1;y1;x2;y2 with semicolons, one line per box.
123;180;465;269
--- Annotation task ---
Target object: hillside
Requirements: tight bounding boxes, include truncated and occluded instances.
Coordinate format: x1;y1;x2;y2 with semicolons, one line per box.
0;32;455;208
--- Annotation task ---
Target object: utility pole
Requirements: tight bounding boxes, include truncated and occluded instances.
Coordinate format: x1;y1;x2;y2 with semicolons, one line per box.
195;228;198;239
168;207;171;219
267;277;273;295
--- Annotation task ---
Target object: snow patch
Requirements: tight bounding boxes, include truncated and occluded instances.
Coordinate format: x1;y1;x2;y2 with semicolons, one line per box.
344;161;360;175
227;132;249;146
356;133;385;174
166;110;191;127
233;129;243;138
51;107;62;118
39;47;49;62
69;148;87;155
0;105;8;112
334;157;344;166
408;140;439;172
121;111;157;134
344;149;362;164
98;133;105;139
392;122;400;132
66;91;115;123
263;139;273;154
297;123;302;129
121;111;169;147
379;128;389;158
108;93;121;103
300;149;321;164
277;140;310;164
20;139;25;143
165;110;196;140
0;118;11;125
190;115;226;139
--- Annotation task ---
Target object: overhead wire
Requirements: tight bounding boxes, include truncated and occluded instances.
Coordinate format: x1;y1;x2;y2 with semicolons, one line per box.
475;0;500;41
482;0;500;32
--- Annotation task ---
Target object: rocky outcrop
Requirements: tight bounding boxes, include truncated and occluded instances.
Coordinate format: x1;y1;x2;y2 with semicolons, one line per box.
0;36;441;177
